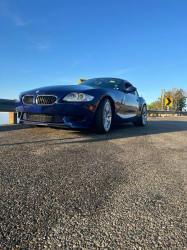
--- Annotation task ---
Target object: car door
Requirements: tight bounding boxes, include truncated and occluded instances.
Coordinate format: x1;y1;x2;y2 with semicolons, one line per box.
117;84;139;119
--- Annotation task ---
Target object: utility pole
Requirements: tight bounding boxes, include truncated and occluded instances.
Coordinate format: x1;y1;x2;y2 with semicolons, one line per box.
161;89;165;110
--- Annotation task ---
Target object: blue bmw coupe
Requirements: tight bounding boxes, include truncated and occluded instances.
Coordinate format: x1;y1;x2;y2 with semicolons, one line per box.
16;77;147;134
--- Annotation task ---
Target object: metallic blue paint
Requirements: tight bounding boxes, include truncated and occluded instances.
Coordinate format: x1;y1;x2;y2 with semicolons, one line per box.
16;78;146;129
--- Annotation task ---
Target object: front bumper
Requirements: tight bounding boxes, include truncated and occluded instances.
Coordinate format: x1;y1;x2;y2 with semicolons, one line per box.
16;99;99;128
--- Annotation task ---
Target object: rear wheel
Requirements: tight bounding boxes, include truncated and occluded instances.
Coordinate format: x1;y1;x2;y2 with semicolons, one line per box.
133;105;147;126
93;98;112;134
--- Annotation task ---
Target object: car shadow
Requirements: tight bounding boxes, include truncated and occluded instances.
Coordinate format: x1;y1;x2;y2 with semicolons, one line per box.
0;124;30;132
0;119;187;147
48;119;187;146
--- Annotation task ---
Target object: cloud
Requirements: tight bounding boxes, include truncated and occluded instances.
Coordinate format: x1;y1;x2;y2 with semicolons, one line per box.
0;1;30;26
23;32;50;51
56;77;76;85
113;67;140;76
71;54;92;68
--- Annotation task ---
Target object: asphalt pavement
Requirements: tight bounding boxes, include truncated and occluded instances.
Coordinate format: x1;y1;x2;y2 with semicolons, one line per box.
0;117;187;249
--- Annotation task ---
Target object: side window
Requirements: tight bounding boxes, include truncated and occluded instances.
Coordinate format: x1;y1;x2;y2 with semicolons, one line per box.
124;83;132;93
125;83;131;89
124;82;137;95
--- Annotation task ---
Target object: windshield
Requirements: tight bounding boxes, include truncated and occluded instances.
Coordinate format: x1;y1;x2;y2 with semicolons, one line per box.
80;78;123;91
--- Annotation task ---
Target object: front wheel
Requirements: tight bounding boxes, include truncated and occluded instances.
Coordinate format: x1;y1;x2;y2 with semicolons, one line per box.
93;98;112;134
133;105;147;126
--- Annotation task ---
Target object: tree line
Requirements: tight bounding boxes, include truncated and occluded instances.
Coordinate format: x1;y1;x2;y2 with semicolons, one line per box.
147;88;187;111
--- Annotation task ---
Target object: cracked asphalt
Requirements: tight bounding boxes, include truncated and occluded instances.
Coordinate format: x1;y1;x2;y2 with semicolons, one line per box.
0;117;187;249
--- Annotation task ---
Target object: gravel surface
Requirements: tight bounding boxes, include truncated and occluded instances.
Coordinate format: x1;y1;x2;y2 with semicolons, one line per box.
0;117;187;249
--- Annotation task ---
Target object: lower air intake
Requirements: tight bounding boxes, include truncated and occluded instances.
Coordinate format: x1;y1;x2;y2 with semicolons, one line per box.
23;113;64;123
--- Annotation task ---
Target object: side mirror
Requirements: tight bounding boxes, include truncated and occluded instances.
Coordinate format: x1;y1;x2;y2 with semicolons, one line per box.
126;86;136;93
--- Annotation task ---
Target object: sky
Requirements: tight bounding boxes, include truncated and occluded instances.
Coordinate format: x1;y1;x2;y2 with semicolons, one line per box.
0;0;187;104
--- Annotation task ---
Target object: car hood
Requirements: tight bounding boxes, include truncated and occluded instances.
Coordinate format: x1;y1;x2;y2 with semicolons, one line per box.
20;84;116;99
24;85;93;94
21;85;94;95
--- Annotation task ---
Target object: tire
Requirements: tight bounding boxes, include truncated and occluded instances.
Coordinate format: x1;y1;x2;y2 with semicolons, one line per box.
133;105;147;126
93;98;112;134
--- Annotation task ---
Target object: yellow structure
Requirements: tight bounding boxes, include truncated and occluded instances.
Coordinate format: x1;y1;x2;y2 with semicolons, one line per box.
165;97;172;106
9;112;17;124
79;79;87;84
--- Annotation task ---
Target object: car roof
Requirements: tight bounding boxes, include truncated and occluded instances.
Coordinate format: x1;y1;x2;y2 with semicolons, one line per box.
87;77;129;82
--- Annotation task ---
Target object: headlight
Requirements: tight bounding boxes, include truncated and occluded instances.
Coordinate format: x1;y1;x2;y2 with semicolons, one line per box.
63;92;94;102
